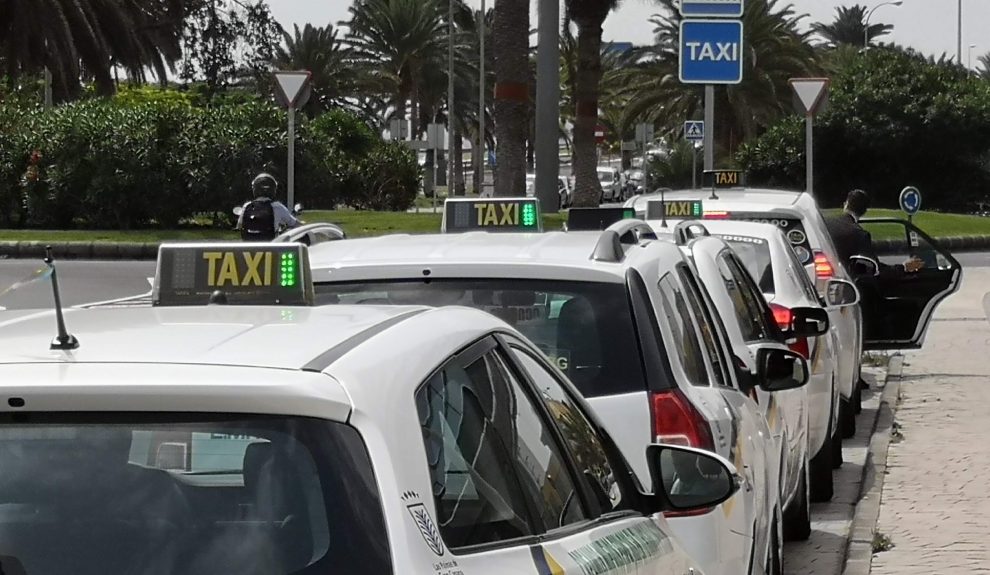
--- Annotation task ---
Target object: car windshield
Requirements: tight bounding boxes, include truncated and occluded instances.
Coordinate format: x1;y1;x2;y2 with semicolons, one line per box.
316;279;648;397
0;414;391;575
597;171;613;183
717;235;775;294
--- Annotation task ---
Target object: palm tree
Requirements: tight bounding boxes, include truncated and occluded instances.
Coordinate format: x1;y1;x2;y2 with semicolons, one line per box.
0;0;184;99
811;4;892;48
978;52;990;80
564;0;621;207
621;0;818;161
345;0;448;138
275;23;358;116
492;0;529;197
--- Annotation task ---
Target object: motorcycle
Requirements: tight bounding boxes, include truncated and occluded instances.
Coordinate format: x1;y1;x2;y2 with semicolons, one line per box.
232;203;346;246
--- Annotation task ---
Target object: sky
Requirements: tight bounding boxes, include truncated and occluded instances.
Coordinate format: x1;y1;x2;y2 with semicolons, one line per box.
266;0;990;67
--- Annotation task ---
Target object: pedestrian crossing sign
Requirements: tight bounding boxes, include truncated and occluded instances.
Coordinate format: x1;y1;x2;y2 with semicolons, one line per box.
684;121;705;141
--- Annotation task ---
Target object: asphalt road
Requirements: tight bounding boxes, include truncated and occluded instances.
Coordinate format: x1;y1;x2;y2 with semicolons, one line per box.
2;252;989;311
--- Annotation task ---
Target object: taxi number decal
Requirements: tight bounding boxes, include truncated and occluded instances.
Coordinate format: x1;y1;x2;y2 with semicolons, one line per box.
483;305;546;324
475;202;519;226
740;217;791;229
202;251;275;287
566;522;672;575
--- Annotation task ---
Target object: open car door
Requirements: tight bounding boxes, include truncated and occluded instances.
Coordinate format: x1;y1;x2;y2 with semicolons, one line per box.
857;218;962;350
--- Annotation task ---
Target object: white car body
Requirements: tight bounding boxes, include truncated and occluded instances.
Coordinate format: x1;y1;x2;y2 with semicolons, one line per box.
310;229;785;575
627;189;863;423
596;167;623;202
0;304;730;575
526;174;573;209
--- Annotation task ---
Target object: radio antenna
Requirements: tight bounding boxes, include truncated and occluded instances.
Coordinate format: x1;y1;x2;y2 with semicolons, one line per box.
45;246;79;351
660;187;669;229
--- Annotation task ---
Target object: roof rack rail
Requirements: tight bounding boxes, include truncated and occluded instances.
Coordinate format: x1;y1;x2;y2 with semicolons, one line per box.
673;220;710;246
591;220;658;262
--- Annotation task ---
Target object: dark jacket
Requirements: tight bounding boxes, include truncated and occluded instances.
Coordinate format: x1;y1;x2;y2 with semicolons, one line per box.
825;212;875;265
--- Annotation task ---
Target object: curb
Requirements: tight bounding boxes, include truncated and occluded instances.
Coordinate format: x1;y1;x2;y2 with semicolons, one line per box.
842;355;904;575
0;241;161;261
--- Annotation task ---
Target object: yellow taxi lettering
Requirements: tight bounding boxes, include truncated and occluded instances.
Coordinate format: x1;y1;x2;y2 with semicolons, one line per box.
499;203;518;225
474;203;488;225
203;252;223;285
216;253;240;286
716;171;739;186
242;252;265;286
482;204;499;226
264;252;273;286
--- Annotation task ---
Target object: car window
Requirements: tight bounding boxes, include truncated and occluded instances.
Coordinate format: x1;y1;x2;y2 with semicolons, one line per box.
783;238;821;303
317;279;654;397
656;274;711;386
416;342;588;550
0;414;391;574
717;234;775;294
511;348;624;513
716;253;773;342
677;267;731;388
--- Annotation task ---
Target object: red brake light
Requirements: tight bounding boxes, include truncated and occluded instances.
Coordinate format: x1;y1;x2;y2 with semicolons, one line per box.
651;389;718;517
814;251;834;279
703;211;730;220
769;303;810;358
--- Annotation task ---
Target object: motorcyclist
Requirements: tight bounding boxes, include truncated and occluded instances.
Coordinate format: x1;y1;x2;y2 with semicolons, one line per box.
236;173;302;241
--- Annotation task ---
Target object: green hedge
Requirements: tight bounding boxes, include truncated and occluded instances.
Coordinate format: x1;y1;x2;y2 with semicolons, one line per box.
0;97;420;229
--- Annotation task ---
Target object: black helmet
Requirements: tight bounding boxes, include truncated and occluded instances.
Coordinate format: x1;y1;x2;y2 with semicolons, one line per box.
252;173;278;198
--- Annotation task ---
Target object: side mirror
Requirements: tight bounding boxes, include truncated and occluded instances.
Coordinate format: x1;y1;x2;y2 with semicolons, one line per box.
849;255;879;277
233;206;244;217
757;347;809;392
788;306;829;338
646;444;740;513
825;278;859;307
293;203;304;214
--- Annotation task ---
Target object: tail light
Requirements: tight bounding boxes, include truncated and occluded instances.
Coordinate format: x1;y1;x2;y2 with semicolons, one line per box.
769;303;810;358
813;250;834;279
651;389;718;517
703;211;730;220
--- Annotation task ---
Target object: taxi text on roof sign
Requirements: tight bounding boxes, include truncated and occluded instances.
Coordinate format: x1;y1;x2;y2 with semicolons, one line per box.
442;198;543;233
646;200;704;220
152;243;315;307
704;169;743;189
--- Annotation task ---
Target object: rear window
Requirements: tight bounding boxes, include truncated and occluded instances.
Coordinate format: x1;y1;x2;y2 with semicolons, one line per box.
706;212;813;265
0;414;391;575
316;280;647;397
716;235;775;294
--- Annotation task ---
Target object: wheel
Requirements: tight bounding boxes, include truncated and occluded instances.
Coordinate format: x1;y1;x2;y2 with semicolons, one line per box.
840;398;856;438
853;378;865;414
831;424;843;469
783;463;812;541
809;430;834;502
767;507;784;575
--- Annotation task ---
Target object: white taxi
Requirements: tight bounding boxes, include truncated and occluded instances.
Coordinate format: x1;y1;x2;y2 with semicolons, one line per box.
310;200;811;575
0;243;739;575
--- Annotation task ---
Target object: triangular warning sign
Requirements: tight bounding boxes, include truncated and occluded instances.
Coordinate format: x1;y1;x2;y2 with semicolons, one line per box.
688;123;701;136
274;71;311;108
790;78;829;115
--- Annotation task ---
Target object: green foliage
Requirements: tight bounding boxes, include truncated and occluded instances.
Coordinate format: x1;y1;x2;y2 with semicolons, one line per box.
0;97;420;230
739;47;990;210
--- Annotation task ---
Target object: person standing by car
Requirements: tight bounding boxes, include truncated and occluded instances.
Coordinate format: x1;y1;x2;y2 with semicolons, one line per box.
236;173;301;241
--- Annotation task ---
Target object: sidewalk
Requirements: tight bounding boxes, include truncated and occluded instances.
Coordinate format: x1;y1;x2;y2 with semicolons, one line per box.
871;268;990;573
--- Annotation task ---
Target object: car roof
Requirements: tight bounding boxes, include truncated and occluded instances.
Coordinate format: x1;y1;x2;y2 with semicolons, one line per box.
691;219;787;241
308;231;685;282
630;187;808;212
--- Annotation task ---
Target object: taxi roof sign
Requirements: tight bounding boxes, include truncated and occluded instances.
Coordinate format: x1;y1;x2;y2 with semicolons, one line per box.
152;243;314;307
704;170;743;189
646;200;704;220
567;207;636;231
442;198;542;233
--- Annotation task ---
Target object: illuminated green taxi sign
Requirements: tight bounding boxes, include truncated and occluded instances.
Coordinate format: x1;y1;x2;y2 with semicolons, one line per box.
646;200;704;220
442;198;542;233
153;243;314;307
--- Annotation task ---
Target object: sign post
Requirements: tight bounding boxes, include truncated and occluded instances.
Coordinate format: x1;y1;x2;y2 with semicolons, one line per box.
678;0;745;173
684;121;704;189
899;186;922;224
273;71;313;210
789;78;830;198
427;123;446;211
636;123;655;192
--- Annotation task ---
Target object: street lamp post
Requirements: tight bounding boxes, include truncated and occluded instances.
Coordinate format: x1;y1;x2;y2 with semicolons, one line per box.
958;0;962;65
478;0;485;196
447;0;455;196
864;1;903;49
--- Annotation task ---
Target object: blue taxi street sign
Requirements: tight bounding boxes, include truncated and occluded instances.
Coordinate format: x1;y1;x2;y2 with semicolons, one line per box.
684;121;705;141
679;20;744;85
899;186;922;216
680;0;744;18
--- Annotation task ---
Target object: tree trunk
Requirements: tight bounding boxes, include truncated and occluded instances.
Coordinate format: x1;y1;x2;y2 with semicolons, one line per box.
472;135;483;195
492;0;529;197
453;128;466;195
571;17;605;207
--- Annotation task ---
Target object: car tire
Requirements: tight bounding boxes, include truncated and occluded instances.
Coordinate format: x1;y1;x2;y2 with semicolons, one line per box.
809;431;834;502
783;463;812;541
831;424;843;469
767;507;784;575
840;398;856;438
853;378;865;414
